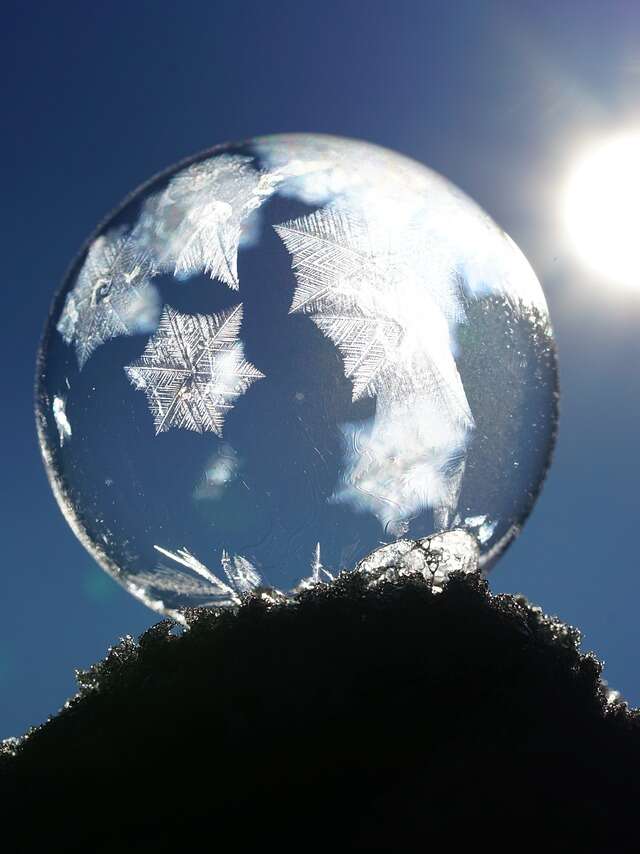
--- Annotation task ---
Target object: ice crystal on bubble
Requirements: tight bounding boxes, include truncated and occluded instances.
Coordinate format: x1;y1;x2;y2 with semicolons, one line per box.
275;203;474;530
296;543;334;590
57;226;159;368
133;565;236;608
356;529;479;592
132;156;254;287
131;154;288;288
52;396;72;447
124;304;264;435
220;549;261;594
131;545;264;609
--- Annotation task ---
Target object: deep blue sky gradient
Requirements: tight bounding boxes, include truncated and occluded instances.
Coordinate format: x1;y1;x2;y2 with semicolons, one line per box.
2;0;639;736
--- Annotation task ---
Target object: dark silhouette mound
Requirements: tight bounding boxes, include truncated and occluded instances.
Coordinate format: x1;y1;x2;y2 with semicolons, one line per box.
2;570;639;851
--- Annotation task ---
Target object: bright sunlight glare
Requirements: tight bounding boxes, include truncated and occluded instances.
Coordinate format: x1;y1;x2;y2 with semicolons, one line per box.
564;132;640;290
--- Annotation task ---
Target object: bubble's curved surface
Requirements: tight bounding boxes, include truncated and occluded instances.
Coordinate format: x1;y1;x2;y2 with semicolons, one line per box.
36;134;557;616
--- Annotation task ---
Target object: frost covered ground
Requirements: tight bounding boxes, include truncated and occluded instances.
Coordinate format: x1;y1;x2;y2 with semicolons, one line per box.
2;566;639;851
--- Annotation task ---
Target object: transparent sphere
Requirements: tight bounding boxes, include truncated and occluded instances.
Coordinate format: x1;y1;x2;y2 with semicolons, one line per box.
36;134;557;616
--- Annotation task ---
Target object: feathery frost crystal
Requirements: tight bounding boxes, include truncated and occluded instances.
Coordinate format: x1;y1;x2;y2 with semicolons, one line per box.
36;134;557;617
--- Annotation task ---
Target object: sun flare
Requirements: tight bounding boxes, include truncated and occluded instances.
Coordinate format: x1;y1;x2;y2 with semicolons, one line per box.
564;132;640;289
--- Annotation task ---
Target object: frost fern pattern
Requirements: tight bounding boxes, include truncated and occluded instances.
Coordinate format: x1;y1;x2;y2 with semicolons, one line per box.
129;545;263;609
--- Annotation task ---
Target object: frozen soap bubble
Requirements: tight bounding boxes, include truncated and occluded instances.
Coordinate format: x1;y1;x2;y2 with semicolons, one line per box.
36;134;557;617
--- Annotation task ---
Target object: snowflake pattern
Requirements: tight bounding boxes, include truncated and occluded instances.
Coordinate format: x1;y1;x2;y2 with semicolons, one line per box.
275;202;474;529
275;205;471;414
274;207;379;314
311;313;403;401
124;303;264;435
275;207;410;401
57;226;159;369
131;154;283;289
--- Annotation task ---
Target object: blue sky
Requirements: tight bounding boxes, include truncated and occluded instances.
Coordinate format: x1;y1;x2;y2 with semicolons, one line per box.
2;0;639;737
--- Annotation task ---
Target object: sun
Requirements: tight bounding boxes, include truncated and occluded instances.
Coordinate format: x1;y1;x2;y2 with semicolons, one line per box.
564;131;640;290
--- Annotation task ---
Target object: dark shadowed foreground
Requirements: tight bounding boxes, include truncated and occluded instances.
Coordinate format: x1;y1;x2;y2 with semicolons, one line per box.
2;570;639;851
